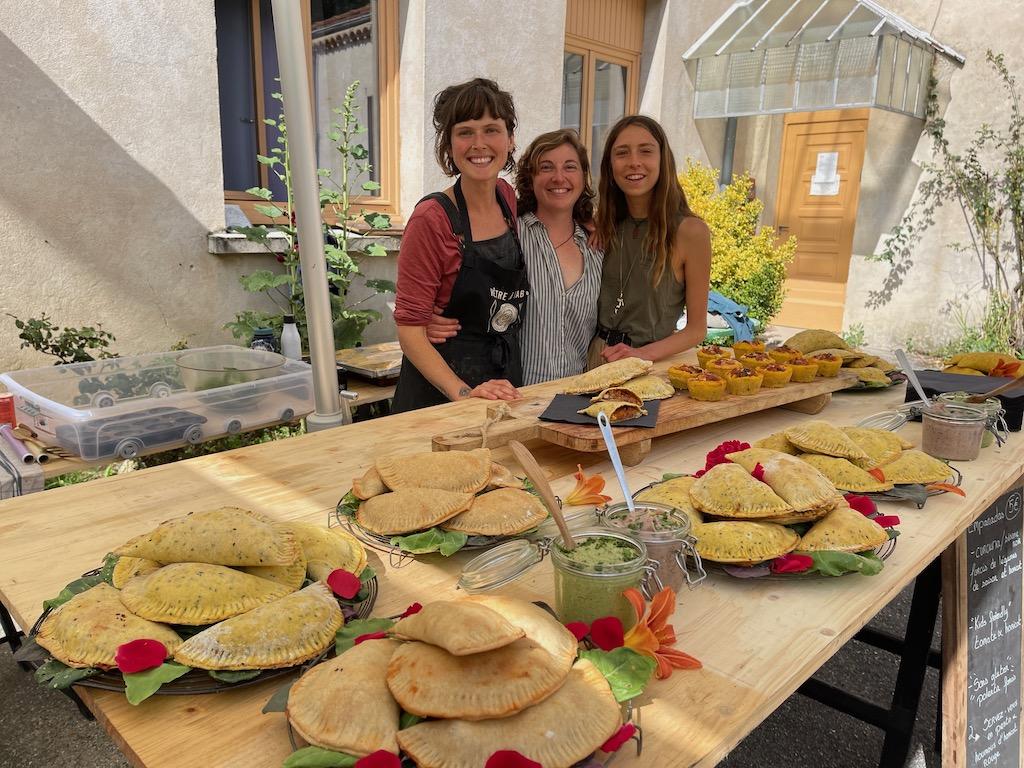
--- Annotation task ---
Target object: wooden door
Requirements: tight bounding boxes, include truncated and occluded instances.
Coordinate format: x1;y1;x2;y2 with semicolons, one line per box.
773;109;869;331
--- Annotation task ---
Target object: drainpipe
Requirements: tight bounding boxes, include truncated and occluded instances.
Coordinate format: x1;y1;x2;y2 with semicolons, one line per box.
720;116;737;188
270;0;345;431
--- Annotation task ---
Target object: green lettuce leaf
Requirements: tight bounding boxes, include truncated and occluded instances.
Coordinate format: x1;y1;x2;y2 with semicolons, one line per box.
34;659;98;689
806;550;884;577
389;528;467;556
579;647;656;702
43;572;106;610
334;617;395;655
661;473;685;481
123;662;190;705
100;553;119;585
262;680;295;713
282;746;358;768
208;669;262;683
400;710;422;729
336;491;359;518
349;565;376;603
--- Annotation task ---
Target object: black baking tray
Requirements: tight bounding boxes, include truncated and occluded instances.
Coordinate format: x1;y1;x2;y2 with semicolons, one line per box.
903;370;1024;431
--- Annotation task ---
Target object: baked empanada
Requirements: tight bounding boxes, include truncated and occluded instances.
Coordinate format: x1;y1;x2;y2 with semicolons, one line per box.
840;426;909;468
353;467;387;500
689;463;792;519
854;367;891;386
563;358;653;394
616;375;675;401
111;556;162;589
173;582;343;670
798;504;890;553
694;521;799;565
240;548;308;590
441;487;548;536
288;522;367;581
752;431;799;455
356;488;474;535
784;329;850;353
589;387;643;407
36;583;181;669
576;401;647;422
114;506;300;567
878;450;952;485
725;449;843;512
635;476;704;530
798;454;894;492
397;660;620;768
375;448;491;494
288;639;401;757
487;462;525;490
391;600;525;655
784;420;871;463
119;563;291;625
461;595;578;670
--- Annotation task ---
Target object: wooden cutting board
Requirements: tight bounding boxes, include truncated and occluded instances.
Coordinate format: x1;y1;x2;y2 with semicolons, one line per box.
432;370;860;465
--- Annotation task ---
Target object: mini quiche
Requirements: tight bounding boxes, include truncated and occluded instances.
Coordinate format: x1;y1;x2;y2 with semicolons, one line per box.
667;363;703;390
767;345;800;365
696;344;731;368
738;351;773;369
809;352;842;377
761;363;793;388
687;371;727;402
726;367;763;396
731;339;767;356
706;357;744;379
788;357;819;383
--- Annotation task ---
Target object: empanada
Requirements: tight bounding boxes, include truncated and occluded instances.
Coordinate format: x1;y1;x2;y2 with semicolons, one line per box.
397;660;620;768
878;450;952;485
240;549;308;590
391;600;524;655
784;421;871;463
798;454;894;492
375;449;491;494
114;507;300;567
119;563;291;625
725;449;843;512
784;329;850;353
353;467;387;500
563;358;653;394
487;462;525;490
798;504;890;553
288;639;401;757
36;583;181;669
576;401;647;422
689;463;792;519
694;521;799;565
174;582;343;670
461;595;578;670
752;431;799;454
111;556;162;589
615;375;675;400
356;488;474;535
441;487;548;536
589;387;643;408
288;522;367;581
840;426;909;468
635;476;703;531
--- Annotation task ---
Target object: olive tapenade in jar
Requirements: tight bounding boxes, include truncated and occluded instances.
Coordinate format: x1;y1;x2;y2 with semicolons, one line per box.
600;501;704;593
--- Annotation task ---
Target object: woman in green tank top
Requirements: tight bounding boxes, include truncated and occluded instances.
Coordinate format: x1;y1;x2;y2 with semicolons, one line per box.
592;115;711;365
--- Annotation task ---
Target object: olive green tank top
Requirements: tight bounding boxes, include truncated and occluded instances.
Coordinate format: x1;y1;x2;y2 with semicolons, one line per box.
597;217;685;347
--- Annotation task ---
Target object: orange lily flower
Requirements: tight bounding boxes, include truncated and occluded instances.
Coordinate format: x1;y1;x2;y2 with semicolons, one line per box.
563;464;612;507
868;467;887;483
622;587;701;679
990;359;1022;378
926;482;966;497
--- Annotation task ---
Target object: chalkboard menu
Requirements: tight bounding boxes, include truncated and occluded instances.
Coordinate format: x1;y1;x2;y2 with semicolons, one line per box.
967;484;1023;768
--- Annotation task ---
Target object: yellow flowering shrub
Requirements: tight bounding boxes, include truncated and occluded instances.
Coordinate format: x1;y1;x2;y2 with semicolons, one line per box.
679;160;795;324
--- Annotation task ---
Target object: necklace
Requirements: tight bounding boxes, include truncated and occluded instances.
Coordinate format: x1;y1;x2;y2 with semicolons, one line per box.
545;225;575;250
613;251;639;317
629;216;647;239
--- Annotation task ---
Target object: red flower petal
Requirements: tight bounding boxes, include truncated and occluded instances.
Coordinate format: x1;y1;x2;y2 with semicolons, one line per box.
872;515;901;528
355;751;401;768
354;631;389;645
399;602;423;618
751;463;766;482
868;467;887;482
115;638;168;674
770;553;814;574
485;751;542;768
590;616;625;651
844;494;877;516
564;621;590;641
693;469;706;478
601;723;638;753
326;569;361;599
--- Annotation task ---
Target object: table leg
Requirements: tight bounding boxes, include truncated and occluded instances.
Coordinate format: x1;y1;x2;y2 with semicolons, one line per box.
618;439;651;467
0;600;23;654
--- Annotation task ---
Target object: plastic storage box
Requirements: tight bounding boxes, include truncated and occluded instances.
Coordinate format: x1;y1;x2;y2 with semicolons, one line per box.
0;346;315;460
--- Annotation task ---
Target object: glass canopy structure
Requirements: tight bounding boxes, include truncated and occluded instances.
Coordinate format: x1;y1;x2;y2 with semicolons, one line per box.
683;0;964;119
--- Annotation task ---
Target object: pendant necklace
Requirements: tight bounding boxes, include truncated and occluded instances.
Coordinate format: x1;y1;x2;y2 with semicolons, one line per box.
547;226;575;250
613;251;638;317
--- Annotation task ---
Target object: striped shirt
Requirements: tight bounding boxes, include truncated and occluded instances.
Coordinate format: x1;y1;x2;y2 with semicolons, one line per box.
518;213;603;385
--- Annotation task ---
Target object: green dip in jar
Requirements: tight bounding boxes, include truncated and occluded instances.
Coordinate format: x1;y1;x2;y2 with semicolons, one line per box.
551;528;647;629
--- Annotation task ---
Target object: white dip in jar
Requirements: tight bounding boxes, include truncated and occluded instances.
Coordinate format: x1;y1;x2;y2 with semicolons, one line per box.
921;402;987;461
600;501;702;593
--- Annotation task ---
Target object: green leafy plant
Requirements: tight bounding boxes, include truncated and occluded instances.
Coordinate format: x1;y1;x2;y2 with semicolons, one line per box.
841;323;866;349
869;51;1024;355
8;313;117;364
679;161;796;325
227;81;395;349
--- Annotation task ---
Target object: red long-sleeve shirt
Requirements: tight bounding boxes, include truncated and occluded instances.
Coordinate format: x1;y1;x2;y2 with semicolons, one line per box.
393;179;517;326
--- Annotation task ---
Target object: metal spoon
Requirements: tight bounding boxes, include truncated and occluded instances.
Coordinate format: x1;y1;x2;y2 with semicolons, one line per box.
597;411;635;513
895;349;931;408
508;440;576;550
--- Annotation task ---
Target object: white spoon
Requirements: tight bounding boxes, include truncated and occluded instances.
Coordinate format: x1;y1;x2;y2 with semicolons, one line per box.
597;411;635;513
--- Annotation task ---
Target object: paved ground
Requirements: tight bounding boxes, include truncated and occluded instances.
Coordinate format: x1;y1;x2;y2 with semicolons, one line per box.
1;578;939;768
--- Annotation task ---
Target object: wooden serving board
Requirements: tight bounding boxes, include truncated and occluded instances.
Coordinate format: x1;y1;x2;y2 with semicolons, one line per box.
432;370;859;465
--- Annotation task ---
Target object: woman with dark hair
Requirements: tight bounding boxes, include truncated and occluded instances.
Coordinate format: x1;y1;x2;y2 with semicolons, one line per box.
427;129;603;385
591;114;711;364
391;78;529;412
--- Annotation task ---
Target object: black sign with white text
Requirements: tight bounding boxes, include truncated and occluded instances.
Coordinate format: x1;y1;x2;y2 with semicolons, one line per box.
967;484;1023;768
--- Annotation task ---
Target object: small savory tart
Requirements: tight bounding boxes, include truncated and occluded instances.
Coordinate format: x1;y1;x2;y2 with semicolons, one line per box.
687;372;727;401
726;367;763;396
760;363;793;388
767;345;800;365
706;357;744;379
667;363;703;390
738;351;773;369
731;339;766;356
788;357;819;383
696;344;731;368
809;352;843;377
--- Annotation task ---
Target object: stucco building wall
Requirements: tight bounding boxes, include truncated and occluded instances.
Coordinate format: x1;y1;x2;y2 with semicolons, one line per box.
0;1;275;371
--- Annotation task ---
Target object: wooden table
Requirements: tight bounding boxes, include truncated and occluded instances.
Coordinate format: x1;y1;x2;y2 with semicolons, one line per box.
1;352;1019;768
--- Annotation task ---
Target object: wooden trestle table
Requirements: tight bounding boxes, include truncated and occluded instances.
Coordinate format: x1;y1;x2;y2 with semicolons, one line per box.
0;351;1019;768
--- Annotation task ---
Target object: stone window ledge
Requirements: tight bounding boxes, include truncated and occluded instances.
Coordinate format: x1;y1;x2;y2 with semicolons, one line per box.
208;230;402;255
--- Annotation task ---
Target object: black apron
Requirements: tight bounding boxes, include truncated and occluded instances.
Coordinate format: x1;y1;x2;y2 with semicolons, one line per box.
392;180;530;413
